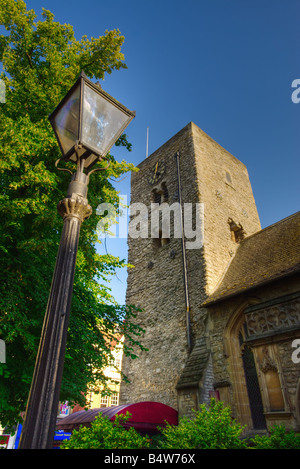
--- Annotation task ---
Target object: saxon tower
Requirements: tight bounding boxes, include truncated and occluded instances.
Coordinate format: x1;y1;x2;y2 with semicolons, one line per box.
120;122;261;416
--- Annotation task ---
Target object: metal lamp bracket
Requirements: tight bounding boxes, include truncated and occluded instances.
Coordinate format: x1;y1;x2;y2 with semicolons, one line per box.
55;158;73;176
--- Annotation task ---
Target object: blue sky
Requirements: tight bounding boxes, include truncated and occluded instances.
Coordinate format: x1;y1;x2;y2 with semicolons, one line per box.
16;1;300;303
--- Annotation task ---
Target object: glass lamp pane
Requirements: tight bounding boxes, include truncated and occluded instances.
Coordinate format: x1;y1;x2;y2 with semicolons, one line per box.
53;86;80;157
81;84;131;157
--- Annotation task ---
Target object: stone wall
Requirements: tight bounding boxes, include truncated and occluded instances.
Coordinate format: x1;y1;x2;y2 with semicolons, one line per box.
120;122;262;413
191;124;261;296
120;122;300;431
121;124;196;408
207;275;300;430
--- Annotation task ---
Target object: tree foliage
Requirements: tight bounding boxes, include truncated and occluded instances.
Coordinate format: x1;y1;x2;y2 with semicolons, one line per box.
250;425;300;449
0;0;144;429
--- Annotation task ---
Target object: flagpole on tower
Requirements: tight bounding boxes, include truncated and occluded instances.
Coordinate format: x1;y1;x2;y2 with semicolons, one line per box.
146;127;149;158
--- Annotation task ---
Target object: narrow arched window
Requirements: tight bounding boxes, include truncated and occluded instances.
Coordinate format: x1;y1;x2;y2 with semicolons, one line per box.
161;182;169;202
152;188;161;204
151;183;170;248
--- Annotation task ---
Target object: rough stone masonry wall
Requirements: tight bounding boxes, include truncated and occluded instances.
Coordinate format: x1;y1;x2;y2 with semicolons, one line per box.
120;122;262;412
120;124;201;408
191;123;261;297
208;276;300;429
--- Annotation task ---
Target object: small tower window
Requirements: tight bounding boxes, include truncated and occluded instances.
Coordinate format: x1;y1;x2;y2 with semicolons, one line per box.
152;183;170;248
225;171;233;186
152;182;168;204
153;230;170;249
152;189;162;204
161;182;169;202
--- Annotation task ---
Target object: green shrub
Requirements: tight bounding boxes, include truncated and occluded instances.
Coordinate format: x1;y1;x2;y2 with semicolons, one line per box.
61;402;300;450
61;412;150;449
251;425;300;449
158;399;247;449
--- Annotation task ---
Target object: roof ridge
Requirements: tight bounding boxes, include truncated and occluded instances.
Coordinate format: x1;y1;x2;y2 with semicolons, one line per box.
204;210;300;305
241;210;300;244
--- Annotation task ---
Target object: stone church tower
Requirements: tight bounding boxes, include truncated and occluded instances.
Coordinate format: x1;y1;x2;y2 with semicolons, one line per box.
120;122;261;416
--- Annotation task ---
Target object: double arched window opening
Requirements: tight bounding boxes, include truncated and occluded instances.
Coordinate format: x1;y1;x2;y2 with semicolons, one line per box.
151;182;170;248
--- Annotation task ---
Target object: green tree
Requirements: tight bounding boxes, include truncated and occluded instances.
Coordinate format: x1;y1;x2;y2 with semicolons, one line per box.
0;0;145;429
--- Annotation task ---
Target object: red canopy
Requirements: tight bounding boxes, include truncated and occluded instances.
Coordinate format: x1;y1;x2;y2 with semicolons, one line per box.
56;401;178;433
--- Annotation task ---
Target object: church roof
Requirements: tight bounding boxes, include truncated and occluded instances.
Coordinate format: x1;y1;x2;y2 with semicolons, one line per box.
204;211;300;305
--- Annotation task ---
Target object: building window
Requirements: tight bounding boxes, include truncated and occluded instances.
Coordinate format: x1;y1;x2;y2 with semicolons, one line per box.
152;183;170;248
109;356;122;369
152;189;161;204
115;357;121;370
225;170;233;186
153;229;170;249
100;395;109;407
110;394;119;406
152;182;168;205
161;182;169;202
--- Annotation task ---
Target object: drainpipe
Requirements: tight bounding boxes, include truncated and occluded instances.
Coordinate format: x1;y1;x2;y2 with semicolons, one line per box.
175;151;192;353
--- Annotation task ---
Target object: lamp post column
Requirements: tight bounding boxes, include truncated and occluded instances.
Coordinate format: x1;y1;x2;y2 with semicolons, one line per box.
19;173;92;449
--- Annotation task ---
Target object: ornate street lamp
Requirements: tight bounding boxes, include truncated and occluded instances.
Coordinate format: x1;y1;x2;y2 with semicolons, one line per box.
18;72;135;449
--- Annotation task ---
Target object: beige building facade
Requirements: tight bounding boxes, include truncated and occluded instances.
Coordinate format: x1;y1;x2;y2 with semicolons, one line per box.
120;122;300;434
87;336;123;409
